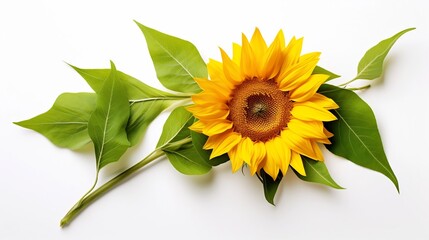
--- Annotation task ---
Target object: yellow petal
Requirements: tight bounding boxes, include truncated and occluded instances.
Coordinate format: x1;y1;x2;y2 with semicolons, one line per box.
250;28;268;60
186;104;229;120
240;34;257;78
210;132;242;158
273;137;291;175
277;53;320;91
249;141;266;175
290;74;329;102
191;92;225;105
189;120;205;133
290;151;306;176
287;118;326;139
311;141;324;161
232;43;242;66
237;137;254;165
291;102;337;121
264;140;280;180
229;144;244;172
194;78;230;100
207;59;235;90
281;37;303;70
203;120;233;136
308;93;339;110
259;33;284;80
281;129;318;160
220;48;243;84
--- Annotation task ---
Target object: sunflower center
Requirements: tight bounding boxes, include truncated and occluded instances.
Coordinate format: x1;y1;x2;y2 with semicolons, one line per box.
228;78;293;142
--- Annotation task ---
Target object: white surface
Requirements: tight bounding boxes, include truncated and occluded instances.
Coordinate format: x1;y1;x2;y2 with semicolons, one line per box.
1;0;428;239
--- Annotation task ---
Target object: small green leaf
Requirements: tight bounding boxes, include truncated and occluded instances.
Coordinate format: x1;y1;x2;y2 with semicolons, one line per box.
158;107;212;175
312;66;340;81
165;146;212;175
135;22;206;93
319;84;399;191
156;106;194;148
69;66;186;145
293;156;343;189
259;170;283;205
88;62;130;169
190;129;229;166
354;28;415;80
15;92;96;150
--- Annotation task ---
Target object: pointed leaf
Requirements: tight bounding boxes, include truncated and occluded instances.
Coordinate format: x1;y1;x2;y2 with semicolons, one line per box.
70;66;184;145
293;156;343;189
354;28;415;80
15;92;96;149
312;65;340;81
88;62;130;169
158;107;212;174
156;106;194;148
165;146;212;175
136;22;206;93
69;65;177;99
190;130;229;166
259;170;283;205
319;84;399;191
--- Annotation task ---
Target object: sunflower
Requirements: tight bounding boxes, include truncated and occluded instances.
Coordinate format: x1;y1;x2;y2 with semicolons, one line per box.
187;28;339;180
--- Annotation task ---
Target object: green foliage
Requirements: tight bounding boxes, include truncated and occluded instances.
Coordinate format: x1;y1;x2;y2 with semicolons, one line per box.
293;156;343;189
135;22;206;93
354;28;415;80
87;62;130;169
190;128;229;166
259;170;283;205
15;93;96;150
158;107;211;175
320;84;399;191
312;66;340;81
70;65;184;146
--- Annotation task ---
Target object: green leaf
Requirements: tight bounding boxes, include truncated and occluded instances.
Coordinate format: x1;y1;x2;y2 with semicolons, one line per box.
15;92;96;150
88;62;130;169
69;66;186;146
165;146;212;175
190;129;229;166
68;65;178;99
157;107;212;175
135;22;206;93
354;28;415;80
312;66;340;81
293;156;343;189
156;106;194;148
319;84;399;191
259;170;283;205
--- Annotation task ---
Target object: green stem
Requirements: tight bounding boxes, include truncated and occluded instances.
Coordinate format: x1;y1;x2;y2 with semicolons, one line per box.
338;78;357;87
346;85;371;91
60;148;165;227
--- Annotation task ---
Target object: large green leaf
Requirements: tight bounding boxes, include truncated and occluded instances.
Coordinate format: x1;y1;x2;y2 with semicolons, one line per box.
259;170;283;205
190;130;229;166
70;66;186;146
293;156;343;189
135;22;206;93
15;92;96;150
354;28;415;80
158;107;212;175
88;62;130;169
320;84;399;191
312;65;340;81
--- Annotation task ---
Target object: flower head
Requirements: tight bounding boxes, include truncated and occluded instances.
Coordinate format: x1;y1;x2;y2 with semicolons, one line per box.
187;28;338;180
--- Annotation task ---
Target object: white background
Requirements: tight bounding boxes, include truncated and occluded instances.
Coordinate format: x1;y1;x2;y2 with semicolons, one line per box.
1;0;428;239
